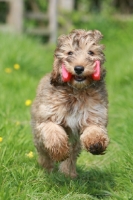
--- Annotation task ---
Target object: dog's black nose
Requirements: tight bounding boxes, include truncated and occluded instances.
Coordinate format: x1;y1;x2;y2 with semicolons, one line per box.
74;66;84;75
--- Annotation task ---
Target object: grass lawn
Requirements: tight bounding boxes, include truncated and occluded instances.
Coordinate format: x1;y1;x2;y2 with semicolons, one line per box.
0;18;133;200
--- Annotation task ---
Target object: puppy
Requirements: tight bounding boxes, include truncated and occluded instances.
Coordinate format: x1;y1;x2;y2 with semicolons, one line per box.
31;29;109;178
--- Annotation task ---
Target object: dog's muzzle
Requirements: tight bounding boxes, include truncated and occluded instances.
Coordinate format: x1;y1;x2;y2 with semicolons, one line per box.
74;65;86;82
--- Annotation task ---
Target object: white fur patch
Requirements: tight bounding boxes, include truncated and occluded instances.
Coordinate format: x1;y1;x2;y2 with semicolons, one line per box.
66;113;79;134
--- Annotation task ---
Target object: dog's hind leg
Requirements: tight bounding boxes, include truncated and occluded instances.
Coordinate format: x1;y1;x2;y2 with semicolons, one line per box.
37;149;55;172
59;139;81;178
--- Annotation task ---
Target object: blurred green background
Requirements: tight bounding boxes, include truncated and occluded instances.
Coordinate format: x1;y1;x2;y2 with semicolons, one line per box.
0;0;133;42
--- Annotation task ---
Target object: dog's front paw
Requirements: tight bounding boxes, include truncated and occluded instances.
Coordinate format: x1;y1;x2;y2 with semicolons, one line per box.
80;126;109;155
89;141;107;155
42;122;69;161
48;140;69;162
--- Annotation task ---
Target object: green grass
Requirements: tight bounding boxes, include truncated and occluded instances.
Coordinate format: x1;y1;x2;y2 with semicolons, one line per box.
0;18;133;200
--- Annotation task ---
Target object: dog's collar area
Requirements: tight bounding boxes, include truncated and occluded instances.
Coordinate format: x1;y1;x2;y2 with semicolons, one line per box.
67;81;96;91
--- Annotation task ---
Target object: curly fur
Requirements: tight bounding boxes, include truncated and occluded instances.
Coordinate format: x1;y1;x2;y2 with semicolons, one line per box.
31;29;109;178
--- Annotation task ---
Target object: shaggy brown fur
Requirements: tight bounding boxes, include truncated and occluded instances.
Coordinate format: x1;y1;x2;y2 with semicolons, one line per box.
31;29;109;178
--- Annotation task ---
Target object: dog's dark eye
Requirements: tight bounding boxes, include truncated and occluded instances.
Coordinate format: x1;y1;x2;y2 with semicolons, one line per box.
68;51;73;55
88;51;94;56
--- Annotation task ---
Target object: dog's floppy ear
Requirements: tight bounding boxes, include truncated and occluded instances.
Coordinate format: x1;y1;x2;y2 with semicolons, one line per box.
93;30;103;42
50;35;67;86
50;57;61;86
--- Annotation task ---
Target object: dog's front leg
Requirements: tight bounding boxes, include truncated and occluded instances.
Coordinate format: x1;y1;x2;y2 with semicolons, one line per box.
39;122;69;162
80;126;109;155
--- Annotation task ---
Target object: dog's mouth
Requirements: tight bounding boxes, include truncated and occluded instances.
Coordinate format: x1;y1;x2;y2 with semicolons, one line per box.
74;75;86;82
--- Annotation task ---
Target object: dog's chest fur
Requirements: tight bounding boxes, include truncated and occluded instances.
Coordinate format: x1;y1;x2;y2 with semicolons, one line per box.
52;89;105;134
65;104;86;134
64;95;94;133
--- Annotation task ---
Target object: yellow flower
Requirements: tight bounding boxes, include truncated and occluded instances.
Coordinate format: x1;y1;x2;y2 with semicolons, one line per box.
25;99;32;106
15;121;20;126
5;68;12;73
26;151;34;158
14;64;20;70
0;137;3;142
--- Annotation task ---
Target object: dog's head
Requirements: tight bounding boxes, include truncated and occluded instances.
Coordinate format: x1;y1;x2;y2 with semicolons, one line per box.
50;29;105;89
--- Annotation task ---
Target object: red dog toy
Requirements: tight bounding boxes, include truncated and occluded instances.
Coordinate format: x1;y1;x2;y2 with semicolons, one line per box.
62;60;100;82
92;60;100;81
62;64;72;82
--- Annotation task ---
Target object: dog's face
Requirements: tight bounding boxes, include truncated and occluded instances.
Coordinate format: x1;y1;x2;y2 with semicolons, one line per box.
51;29;105;89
